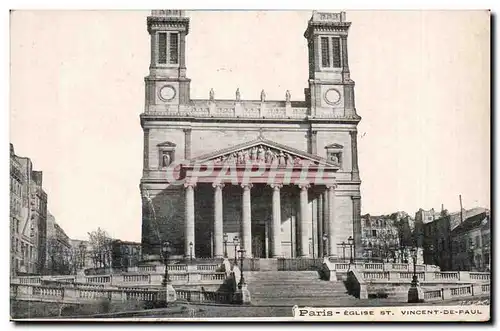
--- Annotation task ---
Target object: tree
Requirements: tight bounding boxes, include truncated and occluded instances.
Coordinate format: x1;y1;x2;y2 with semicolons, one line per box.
88;228;112;269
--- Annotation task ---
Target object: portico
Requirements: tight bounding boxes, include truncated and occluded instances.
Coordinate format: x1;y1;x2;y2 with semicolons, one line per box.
179;137;340;259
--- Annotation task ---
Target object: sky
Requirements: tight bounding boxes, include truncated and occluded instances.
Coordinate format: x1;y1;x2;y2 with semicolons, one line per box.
9;10;490;242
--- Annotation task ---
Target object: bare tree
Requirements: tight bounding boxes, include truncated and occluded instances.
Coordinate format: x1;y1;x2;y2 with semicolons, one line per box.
88;228;112;269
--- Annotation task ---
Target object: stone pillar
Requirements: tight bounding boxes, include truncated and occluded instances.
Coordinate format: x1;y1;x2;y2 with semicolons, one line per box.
350;130;360;181
241;183;253;258
312;197;318;258
310;130;318;155
341;35;350;74
213;182;225;258
270;184;283;258
327;184;337;256
143;129;150;170
323;191;329;253
184;128;192;159
298;183;311;257
317;193;324;258
184;182;196;258
352;196;362;259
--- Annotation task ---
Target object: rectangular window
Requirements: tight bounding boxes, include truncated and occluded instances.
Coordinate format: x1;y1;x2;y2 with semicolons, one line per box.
475;235;480;247
332;37;341;67
158;32;167;64
158;32;179;65
372;229;377;237
169;33;179;64
320;37;330;67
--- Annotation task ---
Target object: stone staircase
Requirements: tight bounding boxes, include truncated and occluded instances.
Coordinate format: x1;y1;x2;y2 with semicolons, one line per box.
245;271;360;306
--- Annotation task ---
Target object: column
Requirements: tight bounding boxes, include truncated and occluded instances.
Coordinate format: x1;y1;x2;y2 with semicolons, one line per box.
317;193;324;258
322;191;329;253
312;197;318;258
298;183;311;257
184;128;192;160
270;184;282;258
350;131;360;181
341;35;350;74
241;183;253;258
213;182;224;258
184;181;196;258
327;184;337;256
352;196;362;259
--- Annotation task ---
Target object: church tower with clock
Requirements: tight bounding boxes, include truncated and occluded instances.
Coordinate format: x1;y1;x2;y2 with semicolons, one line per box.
140;10;363;262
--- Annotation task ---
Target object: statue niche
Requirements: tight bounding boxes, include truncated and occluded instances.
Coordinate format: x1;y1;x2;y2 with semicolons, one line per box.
161;150;175;168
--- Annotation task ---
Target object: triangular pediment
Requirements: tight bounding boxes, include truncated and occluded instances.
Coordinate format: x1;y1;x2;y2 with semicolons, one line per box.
191;137;339;168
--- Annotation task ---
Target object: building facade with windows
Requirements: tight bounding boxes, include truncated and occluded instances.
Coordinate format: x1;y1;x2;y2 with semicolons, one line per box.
450;211;490;271
10;143;47;275
140;11;362;261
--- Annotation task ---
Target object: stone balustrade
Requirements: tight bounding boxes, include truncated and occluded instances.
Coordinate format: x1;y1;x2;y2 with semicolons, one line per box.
423;283;490;302
322;258;490;285
10;283;231;305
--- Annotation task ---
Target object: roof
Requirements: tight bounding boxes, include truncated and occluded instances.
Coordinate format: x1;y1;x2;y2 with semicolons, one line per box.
451;212;489;236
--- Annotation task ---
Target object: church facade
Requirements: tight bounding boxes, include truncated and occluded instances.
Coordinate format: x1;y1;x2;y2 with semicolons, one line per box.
140;10;362;260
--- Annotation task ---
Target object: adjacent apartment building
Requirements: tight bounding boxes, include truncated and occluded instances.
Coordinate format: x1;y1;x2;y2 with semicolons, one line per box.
10;143;48;275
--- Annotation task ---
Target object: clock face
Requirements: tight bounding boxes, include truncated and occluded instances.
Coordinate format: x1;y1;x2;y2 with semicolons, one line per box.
324;88;341;105
158;85;176;102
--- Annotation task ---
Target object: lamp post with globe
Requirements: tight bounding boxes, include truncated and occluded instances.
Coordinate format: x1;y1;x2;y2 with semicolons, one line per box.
407;246;423;303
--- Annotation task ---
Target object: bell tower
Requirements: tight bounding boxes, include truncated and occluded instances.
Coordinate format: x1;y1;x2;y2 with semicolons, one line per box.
145;10;191;110
304;11;356;118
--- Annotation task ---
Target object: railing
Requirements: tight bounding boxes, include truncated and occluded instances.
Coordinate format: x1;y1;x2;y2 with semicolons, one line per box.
365;263;384;270
399;272;425;280
363;271;389;280
17;277;42;285
12;283;232;305
123;274;150;283
32;286;64;298
137;265;156;273
79;288;111;300
176;289;232;304
334;263;350;271
168;264;188;272
434;272;459;281
86;275;111;284
450;286;472;297
197;264;218;272
278;258;323;271
424;289;443;300
200;273;226;281
391;264;409;271
470;272;490;281
481;284;490;292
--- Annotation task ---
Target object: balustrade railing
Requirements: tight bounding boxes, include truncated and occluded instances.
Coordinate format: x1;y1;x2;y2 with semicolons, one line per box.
470;272;490;281
434;272;459;281
450;285;472;297
424;289;443;300
197;264;218;272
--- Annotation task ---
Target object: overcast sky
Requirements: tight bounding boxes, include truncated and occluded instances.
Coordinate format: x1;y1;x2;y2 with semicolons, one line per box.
10;10;490;241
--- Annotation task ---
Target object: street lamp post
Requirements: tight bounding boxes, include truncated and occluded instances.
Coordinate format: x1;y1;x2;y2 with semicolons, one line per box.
348;236;354;264
407;246;423;303
233;237;239;264
161;241;171;287
189;242;193;263
340;241;346;262
223;233;228;258
238;249;246;289
160;240;177;305
322;233;328;257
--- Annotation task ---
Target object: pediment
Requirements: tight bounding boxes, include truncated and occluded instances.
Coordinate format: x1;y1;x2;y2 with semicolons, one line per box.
191;137;338;168
325;143;343;149
157;141;177;148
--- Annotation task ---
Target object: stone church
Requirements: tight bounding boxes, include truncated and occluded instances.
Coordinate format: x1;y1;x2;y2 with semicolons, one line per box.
140;10;362;261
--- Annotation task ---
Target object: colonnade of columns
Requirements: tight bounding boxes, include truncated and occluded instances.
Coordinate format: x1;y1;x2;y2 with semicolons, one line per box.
183;181;337;259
